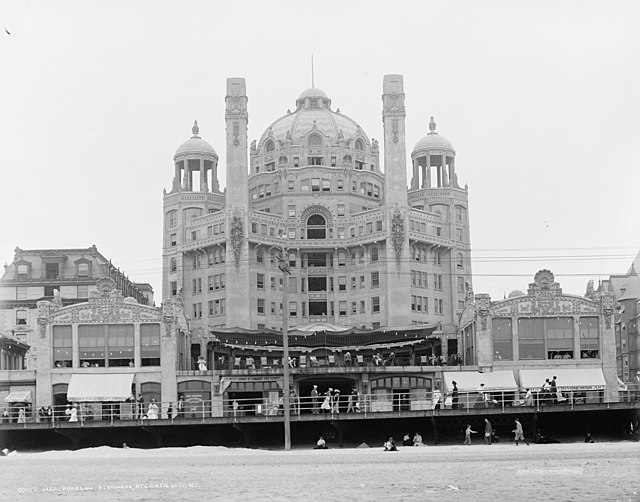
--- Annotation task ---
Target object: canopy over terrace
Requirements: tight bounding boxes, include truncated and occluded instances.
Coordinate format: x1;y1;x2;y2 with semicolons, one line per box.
206;323;440;352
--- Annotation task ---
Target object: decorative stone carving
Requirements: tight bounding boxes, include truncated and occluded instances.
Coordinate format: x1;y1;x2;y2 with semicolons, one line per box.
192;120;199;136
229;209;244;270
51;289;63;310
37;300;50;338
392;119;399;143
390;206;405;269
475;294;491;330
600;290;614;328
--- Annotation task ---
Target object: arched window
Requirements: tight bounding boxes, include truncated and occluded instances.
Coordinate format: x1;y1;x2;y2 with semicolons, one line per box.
170;257;177;272
307;214;326;239
265;140;275;152
457;253;464;268
308;134;322;147
355;139;364;151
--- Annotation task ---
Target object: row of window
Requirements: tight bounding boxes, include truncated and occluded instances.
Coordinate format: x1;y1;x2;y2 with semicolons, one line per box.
14;284;91;303
411;296;445;315
15;261;91;280
255;272;380;292
256;297;381;316
251;217;383;239
410;271;452;291
256;156;376;174
256;248;379;267
191;274;227;294
192;299;227;318
492;317;600;360
264;136;368;153
52;324;160;368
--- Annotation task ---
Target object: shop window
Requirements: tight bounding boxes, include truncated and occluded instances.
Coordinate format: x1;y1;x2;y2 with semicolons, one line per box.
53;325;72;368
492;318;513;361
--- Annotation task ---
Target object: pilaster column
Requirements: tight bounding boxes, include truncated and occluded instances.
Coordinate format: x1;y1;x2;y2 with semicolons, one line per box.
199;159;207;192
442;155;449;186
426;154;431;188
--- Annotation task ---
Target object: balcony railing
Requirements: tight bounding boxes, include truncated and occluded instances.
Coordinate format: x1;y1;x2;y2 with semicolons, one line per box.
3;385;637;428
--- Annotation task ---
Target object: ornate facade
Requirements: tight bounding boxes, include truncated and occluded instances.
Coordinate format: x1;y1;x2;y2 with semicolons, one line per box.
162;76;472;361
463;270;618;401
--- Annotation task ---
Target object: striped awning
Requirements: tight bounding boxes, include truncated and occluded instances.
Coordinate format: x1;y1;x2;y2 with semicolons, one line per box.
67;373;134;402
4;390;32;403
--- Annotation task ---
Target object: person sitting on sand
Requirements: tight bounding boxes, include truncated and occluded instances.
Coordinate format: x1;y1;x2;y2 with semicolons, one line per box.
403;433;412;446
413;432;424;446
384;437;397;451
314;436;328;449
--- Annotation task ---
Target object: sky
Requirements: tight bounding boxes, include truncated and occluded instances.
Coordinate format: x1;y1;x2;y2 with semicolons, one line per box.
1;0;639;301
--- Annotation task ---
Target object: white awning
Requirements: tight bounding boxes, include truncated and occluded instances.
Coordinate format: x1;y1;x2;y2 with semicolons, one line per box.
67;373;134;402
518;368;606;391
4;390;32;403
443;371;518;392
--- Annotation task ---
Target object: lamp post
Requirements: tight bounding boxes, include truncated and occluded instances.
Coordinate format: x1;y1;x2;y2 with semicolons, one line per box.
275;236;292;451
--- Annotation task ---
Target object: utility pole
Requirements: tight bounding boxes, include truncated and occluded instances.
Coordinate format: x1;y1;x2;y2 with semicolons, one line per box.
276;237;292;451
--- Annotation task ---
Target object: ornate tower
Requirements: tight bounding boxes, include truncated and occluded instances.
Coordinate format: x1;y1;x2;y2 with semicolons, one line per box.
224;78;252;328
382;74;411;326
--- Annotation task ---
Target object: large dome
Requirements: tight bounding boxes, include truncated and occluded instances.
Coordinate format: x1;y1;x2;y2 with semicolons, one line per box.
413;117;455;153
259;88;369;146
174;121;218;158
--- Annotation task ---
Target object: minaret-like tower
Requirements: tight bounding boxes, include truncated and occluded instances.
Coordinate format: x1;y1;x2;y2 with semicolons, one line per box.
382;74;411;326
224;78;252;328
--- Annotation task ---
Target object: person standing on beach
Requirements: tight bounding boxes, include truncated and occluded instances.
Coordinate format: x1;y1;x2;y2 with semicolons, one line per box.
484;419;493;445
550;376;558;404
464;424;477;445
512;419;529;445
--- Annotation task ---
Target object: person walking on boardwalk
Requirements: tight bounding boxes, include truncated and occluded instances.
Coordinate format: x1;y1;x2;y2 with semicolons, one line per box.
484;419;493;445
512;419;529;445
464;424;477;445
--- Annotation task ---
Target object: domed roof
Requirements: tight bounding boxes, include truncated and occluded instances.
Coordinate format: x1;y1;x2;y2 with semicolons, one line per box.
412;117;455;153
174;121;218;158
298;87;328;100
259;89;368;146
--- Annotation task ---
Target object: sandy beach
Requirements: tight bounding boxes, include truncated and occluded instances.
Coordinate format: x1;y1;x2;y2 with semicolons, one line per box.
2;441;639;501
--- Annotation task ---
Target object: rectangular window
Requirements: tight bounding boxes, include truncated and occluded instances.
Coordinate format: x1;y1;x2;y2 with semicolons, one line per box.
140;324;161;366
293;158;299;168
170;234;177;246
208;300;214;316
411;295;416;311
517;318;545;360
492;318;513;361
331;157;337;167
371;247;379;262
52;325;72;367
579;317;600;358
434;274;443;290
16;309;27;325
106;324;135;367
288;228;296;239
270;302;276;314
289;301;297;317
337;204;345;216
170;281;177;296
351;302;357;314
191;230;197;241
371;271;379;288
372;296;380;313
301;179;310;191
16;287;27;300
376;220;382;231
251;222;258;233
257;273;265;290
288;205;296;217
337;179;343;190
360;300;365;313
270;277;276;290
339;301;347;316
78;325;106;367
436;227;442;237
192;279;198;294
322;179;331;191
288;179;295;190
77;263;90;277
458;276;465;293
456;228;463;242
411;270;416;286
338;276;346;291
45;263;59;280
77;285;89;298
17;264;29;278
360;275;365;288
257;299;265;315
546;317;574;358
351;276;356;289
